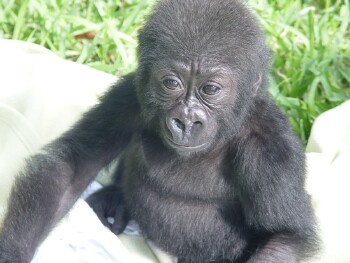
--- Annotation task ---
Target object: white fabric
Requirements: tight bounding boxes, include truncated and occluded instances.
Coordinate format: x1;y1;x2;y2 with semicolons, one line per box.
32;200;138;263
0;40;116;214
31;182;165;263
0;40;170;263
0;39;350;262
305;100;350;263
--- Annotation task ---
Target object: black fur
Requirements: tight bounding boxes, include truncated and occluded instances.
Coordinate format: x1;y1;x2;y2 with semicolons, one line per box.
0;0;319;262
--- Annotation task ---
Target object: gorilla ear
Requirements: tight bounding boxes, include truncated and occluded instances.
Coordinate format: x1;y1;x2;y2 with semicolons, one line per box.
253;73;262;95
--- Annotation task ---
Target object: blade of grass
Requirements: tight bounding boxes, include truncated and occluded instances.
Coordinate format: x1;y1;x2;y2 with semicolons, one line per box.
12;0;29;40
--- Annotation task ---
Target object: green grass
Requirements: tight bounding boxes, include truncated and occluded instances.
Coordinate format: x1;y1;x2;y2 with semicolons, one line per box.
252;0;350;143
0;0;349;144
0;0;154;74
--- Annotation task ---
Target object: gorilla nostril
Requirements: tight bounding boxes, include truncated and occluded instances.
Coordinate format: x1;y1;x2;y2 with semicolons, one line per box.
194;121;202;126
173;118;185;132
192;121;203;133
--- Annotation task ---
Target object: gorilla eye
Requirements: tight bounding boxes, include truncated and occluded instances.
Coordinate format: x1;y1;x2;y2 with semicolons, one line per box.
162;79;180;90
202;85;221;95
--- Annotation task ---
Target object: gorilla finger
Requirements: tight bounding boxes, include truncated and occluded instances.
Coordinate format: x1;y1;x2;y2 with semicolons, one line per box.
111;205;130;235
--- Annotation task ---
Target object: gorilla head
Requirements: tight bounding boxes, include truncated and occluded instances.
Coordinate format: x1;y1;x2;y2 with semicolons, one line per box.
136;0;270;154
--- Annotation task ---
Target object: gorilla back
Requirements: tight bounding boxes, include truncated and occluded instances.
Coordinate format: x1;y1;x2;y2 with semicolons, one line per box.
0;0;319;263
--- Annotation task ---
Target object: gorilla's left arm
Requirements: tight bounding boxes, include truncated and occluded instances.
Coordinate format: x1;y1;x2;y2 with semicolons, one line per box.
233;99;319;262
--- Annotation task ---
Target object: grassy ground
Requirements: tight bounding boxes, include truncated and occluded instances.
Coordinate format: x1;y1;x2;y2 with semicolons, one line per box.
0;0;349;144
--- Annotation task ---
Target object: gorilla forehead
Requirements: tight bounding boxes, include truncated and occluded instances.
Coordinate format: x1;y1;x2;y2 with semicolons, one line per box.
138;0;266;64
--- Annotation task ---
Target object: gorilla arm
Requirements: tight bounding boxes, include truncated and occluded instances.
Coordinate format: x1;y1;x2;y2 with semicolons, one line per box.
234;100;319;262
0;74;139;263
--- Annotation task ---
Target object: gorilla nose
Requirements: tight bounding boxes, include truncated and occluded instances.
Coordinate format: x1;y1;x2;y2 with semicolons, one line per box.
166;105;208;144
171;118;203;135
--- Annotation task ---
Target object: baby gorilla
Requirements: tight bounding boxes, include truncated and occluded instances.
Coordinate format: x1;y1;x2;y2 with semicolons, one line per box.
0;0;319;262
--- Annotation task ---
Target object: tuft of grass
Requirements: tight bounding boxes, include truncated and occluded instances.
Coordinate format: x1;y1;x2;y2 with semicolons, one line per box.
251;0;350;143
0;0;154;75
0;0;349;143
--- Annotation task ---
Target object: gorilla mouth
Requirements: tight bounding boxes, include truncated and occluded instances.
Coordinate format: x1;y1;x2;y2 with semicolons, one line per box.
164;136;208;152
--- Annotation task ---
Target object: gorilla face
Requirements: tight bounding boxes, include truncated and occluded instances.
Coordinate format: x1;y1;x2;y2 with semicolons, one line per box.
136;0;270;156
150;59;236;154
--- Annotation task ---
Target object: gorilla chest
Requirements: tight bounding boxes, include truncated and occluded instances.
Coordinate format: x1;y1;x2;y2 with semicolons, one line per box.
124;164;247;259
124;133;234;198
122;141;247;259
125;139;233;201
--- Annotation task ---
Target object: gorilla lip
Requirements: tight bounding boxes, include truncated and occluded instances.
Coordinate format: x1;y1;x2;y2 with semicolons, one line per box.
162;114;209;153
164;136;208;152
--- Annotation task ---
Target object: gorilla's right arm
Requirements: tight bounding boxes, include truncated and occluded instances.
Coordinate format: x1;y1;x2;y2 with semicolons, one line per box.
0;74;139;263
